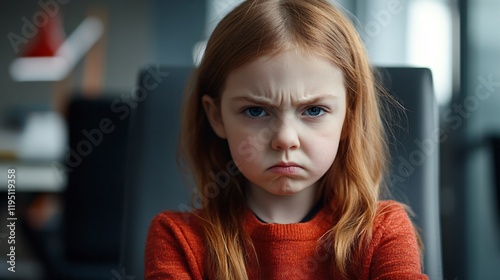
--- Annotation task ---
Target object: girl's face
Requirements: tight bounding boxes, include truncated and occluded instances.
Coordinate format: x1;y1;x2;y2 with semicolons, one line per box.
203;49;346;197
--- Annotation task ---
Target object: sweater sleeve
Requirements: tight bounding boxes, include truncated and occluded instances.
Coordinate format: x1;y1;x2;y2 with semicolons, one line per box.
369;201;429;280
144;212;203;280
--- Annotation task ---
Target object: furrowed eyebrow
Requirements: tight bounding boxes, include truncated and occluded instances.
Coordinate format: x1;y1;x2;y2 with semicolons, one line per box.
230;95;338;107
230;96;273;106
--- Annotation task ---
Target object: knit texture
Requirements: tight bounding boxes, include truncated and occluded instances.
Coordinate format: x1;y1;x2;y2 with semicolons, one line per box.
145;200;428;279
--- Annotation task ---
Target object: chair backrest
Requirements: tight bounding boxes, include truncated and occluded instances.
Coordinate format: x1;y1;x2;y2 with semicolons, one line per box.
120;66;442;279
120;66;192;278
378;67;443;280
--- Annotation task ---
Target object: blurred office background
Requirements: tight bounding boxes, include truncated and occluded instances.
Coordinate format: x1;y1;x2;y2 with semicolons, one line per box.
0;0;499;279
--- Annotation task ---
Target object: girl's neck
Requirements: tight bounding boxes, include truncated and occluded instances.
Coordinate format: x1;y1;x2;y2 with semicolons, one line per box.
245;183;322;224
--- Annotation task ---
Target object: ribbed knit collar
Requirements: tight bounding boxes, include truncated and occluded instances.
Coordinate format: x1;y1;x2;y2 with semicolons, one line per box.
243;204;335;241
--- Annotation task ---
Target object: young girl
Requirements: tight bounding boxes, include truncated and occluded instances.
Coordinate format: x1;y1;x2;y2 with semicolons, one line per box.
145;0;428;279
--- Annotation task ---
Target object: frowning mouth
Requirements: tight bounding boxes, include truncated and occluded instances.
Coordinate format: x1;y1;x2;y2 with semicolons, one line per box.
268;162;303;175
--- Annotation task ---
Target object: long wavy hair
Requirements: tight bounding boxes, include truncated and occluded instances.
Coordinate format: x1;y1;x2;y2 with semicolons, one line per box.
180;0;396;278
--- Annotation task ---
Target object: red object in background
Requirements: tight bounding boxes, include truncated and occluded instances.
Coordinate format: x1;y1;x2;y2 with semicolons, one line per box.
22;12;65;57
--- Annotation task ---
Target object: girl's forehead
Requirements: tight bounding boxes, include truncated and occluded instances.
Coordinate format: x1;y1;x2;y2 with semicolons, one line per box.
222;50;346;103
226;50;344;87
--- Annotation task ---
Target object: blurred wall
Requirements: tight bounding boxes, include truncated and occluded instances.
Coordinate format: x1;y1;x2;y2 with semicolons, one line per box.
466;0;500;279
0;0;154;127
0;0;207;127
152;0;206;66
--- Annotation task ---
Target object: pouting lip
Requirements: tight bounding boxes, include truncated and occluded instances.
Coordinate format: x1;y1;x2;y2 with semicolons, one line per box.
268;162;302;169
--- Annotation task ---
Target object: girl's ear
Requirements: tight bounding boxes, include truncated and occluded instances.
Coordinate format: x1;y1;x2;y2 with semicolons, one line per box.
202;95;227;139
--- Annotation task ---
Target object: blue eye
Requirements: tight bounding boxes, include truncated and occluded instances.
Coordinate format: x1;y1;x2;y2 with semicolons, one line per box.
244;107;268;118
304;107;325;117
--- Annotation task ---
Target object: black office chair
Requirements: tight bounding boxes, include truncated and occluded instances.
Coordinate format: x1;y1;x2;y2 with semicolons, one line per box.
378;67;442;279
120;66;443;280
120;66;191;279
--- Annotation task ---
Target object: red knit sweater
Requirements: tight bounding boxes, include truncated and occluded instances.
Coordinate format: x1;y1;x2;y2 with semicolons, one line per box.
145;200;428;279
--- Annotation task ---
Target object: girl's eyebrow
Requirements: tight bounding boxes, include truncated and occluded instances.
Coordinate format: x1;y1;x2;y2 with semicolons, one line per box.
230;95;338;107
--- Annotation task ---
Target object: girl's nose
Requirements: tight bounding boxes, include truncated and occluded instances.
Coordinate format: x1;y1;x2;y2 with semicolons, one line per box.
271;120;300;151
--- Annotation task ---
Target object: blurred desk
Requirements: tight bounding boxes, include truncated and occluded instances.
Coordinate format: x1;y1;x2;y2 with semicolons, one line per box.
0;162;66;192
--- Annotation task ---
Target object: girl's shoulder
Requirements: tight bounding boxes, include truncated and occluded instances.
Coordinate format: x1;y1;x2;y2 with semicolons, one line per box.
148;209;204;236
375;200;413;221
373;200;415;231
145;210;206;279
377;199;408;213
371;199;421;254
362;200;426;279
147;209;206;254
